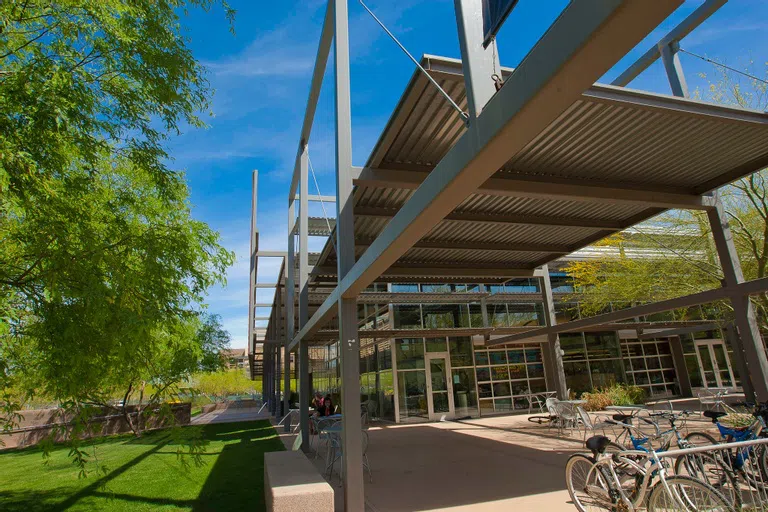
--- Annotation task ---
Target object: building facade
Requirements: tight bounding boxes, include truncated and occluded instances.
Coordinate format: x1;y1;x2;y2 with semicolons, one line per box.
308;272;740;424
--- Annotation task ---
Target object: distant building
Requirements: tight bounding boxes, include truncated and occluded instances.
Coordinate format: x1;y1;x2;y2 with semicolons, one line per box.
222;348;250;377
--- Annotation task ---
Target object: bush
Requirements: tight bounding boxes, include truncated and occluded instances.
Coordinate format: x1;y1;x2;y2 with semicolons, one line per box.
580;384;646;411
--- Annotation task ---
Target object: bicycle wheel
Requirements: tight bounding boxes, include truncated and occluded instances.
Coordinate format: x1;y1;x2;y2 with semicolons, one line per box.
647;475;734;512
565;454;614;512
674;451;742;510
528;415;552;425
685;431;719;447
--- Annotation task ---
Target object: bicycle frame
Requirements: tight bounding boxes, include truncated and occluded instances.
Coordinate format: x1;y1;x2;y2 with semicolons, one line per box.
587;449;684;511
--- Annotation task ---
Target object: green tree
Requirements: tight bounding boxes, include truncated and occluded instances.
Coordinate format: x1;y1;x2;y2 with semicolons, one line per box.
0;0;236;450
197;313;232;373
565;60;768;327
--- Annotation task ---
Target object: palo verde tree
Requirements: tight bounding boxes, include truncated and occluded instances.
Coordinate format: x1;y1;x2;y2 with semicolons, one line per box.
566;59;768;328
0;1;236;455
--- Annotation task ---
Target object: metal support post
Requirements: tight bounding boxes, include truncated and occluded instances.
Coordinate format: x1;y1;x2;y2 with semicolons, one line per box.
335;0;365;509
668;336;693;398
660;41;689;98
454;0;501;119
299;143;311;451
708;201;768;401
285;206;296;432
283;256;291;425
724;323;756;403
539;265;568;399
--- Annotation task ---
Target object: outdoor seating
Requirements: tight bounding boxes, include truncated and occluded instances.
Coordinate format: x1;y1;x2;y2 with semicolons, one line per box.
696;388;734;414
326;428;372;485
311;415;341;460
575;406;615;442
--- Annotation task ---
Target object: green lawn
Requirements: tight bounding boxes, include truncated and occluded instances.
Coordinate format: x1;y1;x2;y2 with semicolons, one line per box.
0;420;284;512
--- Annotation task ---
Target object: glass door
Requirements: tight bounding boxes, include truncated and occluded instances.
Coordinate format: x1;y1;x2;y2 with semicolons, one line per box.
695;340;735;389
425;353;455;421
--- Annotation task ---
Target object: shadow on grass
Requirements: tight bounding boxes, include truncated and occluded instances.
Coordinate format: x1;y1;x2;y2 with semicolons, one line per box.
0;421;283;512
192;421;284;512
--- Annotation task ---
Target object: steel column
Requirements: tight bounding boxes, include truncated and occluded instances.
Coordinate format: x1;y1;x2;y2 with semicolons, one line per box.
707;201;768;401
454;0;500;119
276;283;283;416
335;0;365;509
668;336;693;398
299;144;311;450
285;204;296;433
248;170;258;378
723;324;755;402
660;41;689;98
539;265;567;399
283;258;291;426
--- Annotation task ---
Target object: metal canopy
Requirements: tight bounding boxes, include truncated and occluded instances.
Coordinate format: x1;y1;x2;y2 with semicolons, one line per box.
308;54;768;284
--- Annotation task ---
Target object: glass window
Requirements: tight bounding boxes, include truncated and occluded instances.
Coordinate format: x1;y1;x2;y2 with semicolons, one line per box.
422;304;470;329
506;348;525;364
549;274;575;293
491;366;509;381
586;332;621;360
479;399;494;414
395;338;424;369
508;364;526;380
421;283;455;293
469;303;484;328
493;382;511;397
489;350;507;365
476;367;490;382
478;383;492;398
449;337;474;367
589;359;625;388
486;303;508;327
452;368;478;417
378;370;395;421
487;284;504;294
391;283;419;293
528;363;545;378
561;333;587;362
564;361;591;395
474;351;489;365
494;398;513;412
525;347;542;363
507;303;543;327
377;341;392;371
393;305;422;329
397;371;427;420
505;278;539;293
425;337;448;353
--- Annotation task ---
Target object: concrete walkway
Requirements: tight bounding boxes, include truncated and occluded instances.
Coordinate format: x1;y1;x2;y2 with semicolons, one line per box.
290;410;723;512
191;405;271;425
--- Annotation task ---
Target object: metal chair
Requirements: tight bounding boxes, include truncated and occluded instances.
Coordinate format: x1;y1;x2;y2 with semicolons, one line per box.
575;405;615;441
326;429;372;485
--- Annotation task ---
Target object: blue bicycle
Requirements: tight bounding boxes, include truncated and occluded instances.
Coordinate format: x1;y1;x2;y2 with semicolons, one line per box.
685;402;768;491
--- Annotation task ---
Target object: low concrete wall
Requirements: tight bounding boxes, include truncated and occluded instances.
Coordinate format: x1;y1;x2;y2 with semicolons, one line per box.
0;403;191;450
264;451;334;512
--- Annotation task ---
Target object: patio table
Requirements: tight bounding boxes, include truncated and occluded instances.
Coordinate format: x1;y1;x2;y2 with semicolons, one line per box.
605;405;646;416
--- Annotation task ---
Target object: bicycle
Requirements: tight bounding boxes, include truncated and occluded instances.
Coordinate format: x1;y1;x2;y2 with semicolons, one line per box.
565;435;734;512
608;409;741;509
684;402;768;490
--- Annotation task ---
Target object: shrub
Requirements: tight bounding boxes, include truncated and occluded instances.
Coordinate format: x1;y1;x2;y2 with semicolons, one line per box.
580;384;646;411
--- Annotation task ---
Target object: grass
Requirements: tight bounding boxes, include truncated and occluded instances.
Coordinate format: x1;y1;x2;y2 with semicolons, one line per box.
0;420;284;512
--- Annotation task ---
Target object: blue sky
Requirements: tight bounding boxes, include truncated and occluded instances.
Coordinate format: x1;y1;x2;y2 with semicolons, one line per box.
171;0;768;348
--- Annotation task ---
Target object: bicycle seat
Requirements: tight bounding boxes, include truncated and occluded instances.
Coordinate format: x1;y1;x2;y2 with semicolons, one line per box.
586;435;613;456
612;414;633;424
703;411;727;422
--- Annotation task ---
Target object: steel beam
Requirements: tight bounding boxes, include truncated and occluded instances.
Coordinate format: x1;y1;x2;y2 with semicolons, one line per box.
539;265;567;399
724;323;755;403
487;276;768;346
311;265;538;279
611;0;726;87
299;144;310;451
668;336;693;397
454;0;500;119
295;194;337;203
283;258;291;426
256;251;288;258
660;41;689;98
355;238;571;254
707;200;768;401
288;0;334;202
354;205;625;230
638;322;720;340
334;0;364;508
248;170;258;363
293;0;681;350
352;167;714;210
285;204;296;433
